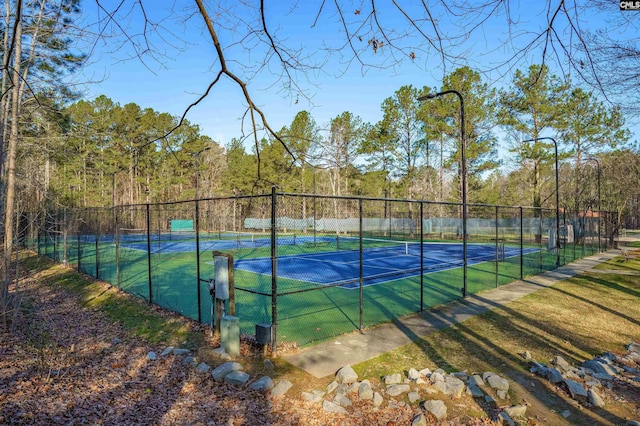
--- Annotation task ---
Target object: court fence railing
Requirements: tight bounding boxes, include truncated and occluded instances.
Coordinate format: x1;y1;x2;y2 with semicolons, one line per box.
20;188;619;352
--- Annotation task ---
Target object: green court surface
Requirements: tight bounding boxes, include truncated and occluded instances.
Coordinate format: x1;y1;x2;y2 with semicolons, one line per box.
33;231;600;347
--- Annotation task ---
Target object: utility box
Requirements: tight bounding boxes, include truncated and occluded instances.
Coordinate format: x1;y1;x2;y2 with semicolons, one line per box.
214;256;229;300
255;323;272;345
221;315;240;356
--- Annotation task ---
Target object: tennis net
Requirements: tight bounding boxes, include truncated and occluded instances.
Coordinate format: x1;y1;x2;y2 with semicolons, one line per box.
335;235;419;255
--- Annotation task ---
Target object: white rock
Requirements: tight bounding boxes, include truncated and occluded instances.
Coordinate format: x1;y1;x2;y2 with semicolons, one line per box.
358;381;374;400
411;413;428;426
211;362;243;382
419;368;432;377
347;381;361;393
196;362;210;373
408;368;420;380
504;404;527;418
249;376;274;391
271;379;293;397
373;392;383;407
336;365;358;384
333;394;352;407
301;391;322;403
383;373;403;385
588;388;605;407
326;381;339;394
422;400;447;420
224;370;250;386
386;384;410;396
429;372;445;383
487;374;509;391
322;400;348;414
564;379;588;400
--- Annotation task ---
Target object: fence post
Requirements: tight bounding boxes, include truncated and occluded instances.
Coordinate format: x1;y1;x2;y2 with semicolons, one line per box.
358;198;363;332
495;205;499;288
77;224;81;273
53;213;57;261
95;213;100;280
563;207;567;265
270;186;278;356
195;199;202;323
520;207;523;280
115;207;120;288
146;203;153;304
63;208;68;266
538;210;543;273
419;202;424;312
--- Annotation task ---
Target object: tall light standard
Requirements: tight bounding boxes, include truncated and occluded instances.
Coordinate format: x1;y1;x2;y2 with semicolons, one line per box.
521;137;560;268
418;90;467;297
585;157;601;252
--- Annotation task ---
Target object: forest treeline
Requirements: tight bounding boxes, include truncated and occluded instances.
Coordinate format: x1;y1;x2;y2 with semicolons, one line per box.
20;65;638;228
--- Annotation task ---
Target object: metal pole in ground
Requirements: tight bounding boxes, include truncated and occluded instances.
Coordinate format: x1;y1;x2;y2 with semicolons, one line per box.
520;207;523;280
585;157;602;253
270;186;278;356
521;137;560;268
195;199;202;323
419;202;424;312
95;214;100;280
359;199;363;332
115;207;120;288
146;203;153;304
418;89;467;297
495;206;499;288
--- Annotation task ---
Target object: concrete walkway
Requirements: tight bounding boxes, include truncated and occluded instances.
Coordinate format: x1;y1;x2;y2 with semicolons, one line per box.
283;250;622;378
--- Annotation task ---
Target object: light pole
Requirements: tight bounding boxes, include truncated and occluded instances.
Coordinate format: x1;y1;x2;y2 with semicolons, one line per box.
521;137;560;268
418;89;467;297
585;157;602;252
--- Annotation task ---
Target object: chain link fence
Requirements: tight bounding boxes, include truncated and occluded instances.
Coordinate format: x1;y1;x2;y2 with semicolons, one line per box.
21;189;616;349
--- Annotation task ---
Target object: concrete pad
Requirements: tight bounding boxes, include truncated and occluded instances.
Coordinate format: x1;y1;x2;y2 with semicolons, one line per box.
283;251;620;378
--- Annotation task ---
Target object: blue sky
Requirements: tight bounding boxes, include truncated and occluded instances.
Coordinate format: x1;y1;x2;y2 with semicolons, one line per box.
77;1;638;152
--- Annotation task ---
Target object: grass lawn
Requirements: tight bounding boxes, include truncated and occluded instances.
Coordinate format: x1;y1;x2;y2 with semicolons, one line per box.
351;256;640;425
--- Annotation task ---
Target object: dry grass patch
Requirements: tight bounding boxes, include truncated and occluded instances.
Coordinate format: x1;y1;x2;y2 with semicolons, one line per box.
354;271;640;425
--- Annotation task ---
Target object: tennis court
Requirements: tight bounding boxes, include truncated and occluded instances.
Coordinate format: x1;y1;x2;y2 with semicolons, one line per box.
236;242;536;289
119;234;539;289
28;193;609;347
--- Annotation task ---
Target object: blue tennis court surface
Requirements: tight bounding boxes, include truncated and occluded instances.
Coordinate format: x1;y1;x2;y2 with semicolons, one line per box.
234;243;539;289
120;236;538;288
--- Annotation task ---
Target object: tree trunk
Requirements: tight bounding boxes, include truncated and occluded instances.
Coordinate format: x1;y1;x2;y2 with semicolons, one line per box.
2;7;23;321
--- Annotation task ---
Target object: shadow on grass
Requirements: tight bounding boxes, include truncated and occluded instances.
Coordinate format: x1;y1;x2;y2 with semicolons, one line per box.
412;297;632;425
